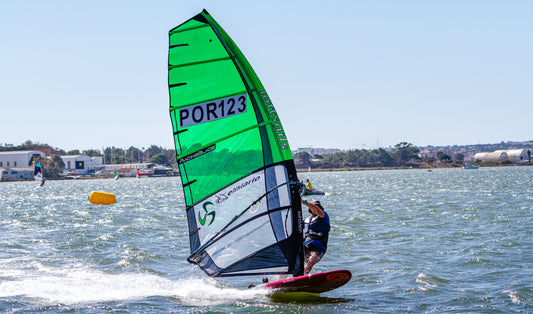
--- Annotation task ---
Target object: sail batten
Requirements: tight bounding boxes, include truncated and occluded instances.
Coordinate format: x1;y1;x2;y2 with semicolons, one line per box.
168;56;232;70
175;121;273;162
169;23;210;36
169;10;303;278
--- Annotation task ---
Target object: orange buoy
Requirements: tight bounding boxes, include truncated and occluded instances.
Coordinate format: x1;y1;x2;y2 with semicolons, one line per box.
89;191;116;205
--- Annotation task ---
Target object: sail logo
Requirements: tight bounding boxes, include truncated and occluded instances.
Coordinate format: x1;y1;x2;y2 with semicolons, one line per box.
260;91;288;149
179;94;247;127
214;175;261;204
198;201;216;226
178;145;216;165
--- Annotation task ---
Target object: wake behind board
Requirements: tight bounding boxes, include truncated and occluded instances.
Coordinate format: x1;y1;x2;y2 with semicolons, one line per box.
257;269;351;294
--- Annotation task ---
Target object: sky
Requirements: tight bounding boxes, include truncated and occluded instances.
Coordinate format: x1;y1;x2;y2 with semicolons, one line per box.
1;0;532;152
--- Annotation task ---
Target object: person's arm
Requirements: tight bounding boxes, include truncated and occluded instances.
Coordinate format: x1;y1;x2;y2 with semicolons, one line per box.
301;199;325;218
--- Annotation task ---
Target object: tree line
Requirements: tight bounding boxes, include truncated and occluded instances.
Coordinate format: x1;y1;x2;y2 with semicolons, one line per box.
294;142;464;169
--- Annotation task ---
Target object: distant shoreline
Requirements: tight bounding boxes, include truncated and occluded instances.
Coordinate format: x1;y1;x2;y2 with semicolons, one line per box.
296;161;533;172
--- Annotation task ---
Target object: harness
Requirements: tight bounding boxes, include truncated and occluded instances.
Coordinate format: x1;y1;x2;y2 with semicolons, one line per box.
305;229;329;246
304;211;330;250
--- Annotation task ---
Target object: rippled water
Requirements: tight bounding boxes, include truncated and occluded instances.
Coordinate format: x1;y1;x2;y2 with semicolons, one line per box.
1;167;531;312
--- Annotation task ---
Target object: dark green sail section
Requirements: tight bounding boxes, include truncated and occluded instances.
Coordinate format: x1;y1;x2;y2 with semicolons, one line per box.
168;10;293;207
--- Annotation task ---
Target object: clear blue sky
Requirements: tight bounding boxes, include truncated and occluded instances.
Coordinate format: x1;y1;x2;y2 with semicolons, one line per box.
1;1;531;152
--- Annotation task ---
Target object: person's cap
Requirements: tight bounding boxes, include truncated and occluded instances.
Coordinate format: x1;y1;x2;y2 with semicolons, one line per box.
309;199;324;210
309;200;321;206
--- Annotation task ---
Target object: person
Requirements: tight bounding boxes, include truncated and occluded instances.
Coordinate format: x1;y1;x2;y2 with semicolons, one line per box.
306;179;313;190
301;199;330;275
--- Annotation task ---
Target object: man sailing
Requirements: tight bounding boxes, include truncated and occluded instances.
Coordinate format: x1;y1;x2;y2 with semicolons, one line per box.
301;199;330;275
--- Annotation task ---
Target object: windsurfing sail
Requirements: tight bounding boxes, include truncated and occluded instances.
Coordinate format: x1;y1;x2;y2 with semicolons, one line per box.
168;10;303;277
114;171;119;180
34;162;43;185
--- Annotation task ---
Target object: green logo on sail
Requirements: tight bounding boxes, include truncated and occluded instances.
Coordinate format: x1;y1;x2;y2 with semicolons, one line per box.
198;201;216;226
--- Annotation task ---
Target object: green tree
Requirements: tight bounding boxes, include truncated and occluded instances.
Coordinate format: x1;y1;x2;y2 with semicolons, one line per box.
45;155;65;179
164;149;176;166
104;147;125;164
393;142;420;165
453;152;465;162
145;145;163;160
322;152;343;168
437;152;451;162
150;153;169;166
83;149;101;157
67;150;81;155
370;148;395;167
126;146;143;163
295;152;312;167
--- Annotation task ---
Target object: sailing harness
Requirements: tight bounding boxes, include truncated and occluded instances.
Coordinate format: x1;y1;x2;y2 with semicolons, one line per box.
303;213;330;252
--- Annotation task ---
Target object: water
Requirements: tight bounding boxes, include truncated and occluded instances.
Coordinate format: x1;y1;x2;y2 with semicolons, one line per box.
1;167;531;312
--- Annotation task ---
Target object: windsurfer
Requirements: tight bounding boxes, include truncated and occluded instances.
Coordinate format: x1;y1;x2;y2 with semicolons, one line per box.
306;179;313;190
301;199;330;275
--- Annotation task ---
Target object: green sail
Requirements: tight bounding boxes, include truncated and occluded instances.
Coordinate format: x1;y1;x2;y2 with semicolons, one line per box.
168;10;303;277
169;11;293;207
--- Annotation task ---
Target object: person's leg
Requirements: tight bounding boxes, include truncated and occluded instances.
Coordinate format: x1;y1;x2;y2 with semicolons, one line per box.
304;251;322;275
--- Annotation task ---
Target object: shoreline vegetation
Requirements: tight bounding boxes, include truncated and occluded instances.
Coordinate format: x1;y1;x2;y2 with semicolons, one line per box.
294;142;532;171
1;141;532;181
296;161;533;173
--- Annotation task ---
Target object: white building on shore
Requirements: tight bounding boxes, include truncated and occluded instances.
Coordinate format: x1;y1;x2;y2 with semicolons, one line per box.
0;167;35;181
475;149;531;162
474;151;509;161
495;149;530;162
0;150;45;168
61;155;103;175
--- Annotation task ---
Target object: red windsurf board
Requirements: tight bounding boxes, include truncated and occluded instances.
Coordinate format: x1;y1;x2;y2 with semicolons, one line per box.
256;269;352;294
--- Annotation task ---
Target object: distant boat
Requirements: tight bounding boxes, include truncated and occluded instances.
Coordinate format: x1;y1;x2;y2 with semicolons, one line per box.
303;179;323;195
152;166;172;176
302;188;325;196
34;162;45;186
463;163;479;169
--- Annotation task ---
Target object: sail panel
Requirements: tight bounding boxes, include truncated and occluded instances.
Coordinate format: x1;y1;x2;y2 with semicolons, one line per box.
175;127;263;207
191;169;267;253
206;212;276;269
169;23;224;66
169;10;303;277
186;165;298;277
222;245;290;275
169;60;245;111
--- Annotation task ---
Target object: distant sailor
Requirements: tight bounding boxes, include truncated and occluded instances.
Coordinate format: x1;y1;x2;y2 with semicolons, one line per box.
301;199;330;275
306;179;313;190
